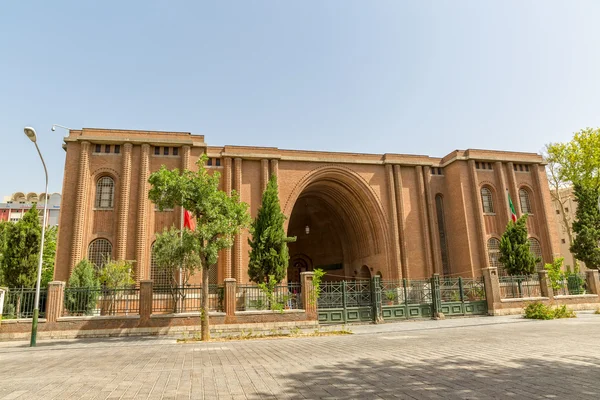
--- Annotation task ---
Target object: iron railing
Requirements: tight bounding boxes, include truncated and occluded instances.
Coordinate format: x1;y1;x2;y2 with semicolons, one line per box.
499;275;541;299
236;283;302;311
152;285;223;314
63;287;139;316
439;277;486;302
2;287;47;319
554;273;587;296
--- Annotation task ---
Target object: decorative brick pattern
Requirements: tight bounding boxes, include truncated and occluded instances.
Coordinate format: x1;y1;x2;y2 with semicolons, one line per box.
393;165;409;279
136;144;150;282
469;160;489;269
385;165;402;279
70;141;90;272
116;143;132;260
261;158;269;192
233;158;242;281
416;166;433;276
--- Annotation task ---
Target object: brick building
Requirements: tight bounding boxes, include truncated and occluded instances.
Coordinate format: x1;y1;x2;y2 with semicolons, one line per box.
54;128;560;284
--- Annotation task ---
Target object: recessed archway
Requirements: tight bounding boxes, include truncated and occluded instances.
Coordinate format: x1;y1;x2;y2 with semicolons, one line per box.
285;166;392;282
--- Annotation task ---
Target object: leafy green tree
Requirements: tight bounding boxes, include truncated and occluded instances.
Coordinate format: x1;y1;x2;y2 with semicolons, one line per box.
0;220;8;283
98;259;135;288
152;227;202;312
41;226;58;287
499;215;540;276
248;176;296;285
0;207;41;287
65;259;100;315
544;257;565;291
570;183;600;269
148;155;251;340
546;128;600;189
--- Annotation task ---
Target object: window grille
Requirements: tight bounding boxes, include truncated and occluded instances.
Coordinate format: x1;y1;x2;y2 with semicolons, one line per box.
487;238;505;274
173;147;179;156
95;177;115;209
481;187;494;213
154;146;160;155
529;238;543;271
150;242;171;289
519;188;532;214
114;145;120;154
209;263;218;285
88;239;112;268
435;194;450;275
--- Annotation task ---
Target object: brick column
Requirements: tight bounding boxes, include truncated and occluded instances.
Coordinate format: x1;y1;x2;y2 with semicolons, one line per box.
416;166;433;276
116;143;133;260
538;270;553;299
424;166;442;275
385;165;402;279
506;162;520;218
71;141;90;272
586;270;600;295
224;278;236;323
136;144;150;282
495;161;509;224
532;163;561;261
45;281;65;323
482;267;500;315
469;160;488;271
233;158;243;281
139;280;153;323
223;157;233;280
393;165;409;279
301;271;317;320
270;159;279;182
261;159;269;191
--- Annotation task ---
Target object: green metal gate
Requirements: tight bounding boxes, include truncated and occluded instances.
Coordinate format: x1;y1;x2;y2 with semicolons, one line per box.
317;275;487;324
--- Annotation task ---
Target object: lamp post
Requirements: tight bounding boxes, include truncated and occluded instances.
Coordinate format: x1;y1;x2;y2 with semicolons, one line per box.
24;127;49;347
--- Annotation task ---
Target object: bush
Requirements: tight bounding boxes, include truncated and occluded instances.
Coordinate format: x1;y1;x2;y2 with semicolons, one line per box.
66;259;100;316
524;302;577;320
524;302;554;320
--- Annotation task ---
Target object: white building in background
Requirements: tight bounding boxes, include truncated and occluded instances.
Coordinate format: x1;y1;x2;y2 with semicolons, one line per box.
0;192;61;227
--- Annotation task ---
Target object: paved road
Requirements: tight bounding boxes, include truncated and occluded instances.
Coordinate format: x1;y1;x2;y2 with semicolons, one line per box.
1;314;599;399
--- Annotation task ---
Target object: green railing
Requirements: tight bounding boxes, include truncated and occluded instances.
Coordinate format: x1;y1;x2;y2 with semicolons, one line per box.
554;273;587;296
63;287;139;316
152;284;223;314
439;277;485;303
2;288;47;319
499;275;541;299
236;283;302;311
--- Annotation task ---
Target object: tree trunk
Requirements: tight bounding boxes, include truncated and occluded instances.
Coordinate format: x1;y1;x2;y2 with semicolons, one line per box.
201;264;210;341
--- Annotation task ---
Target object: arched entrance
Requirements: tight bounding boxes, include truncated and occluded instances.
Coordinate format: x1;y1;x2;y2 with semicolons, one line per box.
284;167;391;282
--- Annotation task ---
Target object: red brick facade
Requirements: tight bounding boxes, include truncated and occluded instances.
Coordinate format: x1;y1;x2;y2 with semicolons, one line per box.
54;128;560;283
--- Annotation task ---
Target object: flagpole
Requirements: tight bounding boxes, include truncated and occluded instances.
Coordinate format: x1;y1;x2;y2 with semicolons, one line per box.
179;200;183;289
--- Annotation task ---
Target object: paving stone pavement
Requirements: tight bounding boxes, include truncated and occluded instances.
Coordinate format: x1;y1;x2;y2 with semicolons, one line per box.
1;314;600;399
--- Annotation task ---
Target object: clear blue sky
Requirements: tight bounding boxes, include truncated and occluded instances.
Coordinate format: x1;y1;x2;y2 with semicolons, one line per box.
1;1;599;195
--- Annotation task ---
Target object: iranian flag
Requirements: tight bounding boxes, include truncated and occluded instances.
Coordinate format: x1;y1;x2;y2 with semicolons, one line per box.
507;190;517;222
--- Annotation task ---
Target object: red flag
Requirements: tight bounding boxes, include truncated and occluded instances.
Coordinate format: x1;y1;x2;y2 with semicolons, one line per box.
183;210;196;231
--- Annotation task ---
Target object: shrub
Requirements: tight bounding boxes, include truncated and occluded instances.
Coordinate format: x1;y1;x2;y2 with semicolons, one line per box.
65;259;100;316
553;305;576;319
524;302;554;320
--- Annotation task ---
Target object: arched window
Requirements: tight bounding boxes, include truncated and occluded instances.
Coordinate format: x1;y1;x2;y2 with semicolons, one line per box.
88;238;112;268
481;187;494;213
150;242;171;290
529;238;543;271
519;188;532;214
487;238;505;274
435;194;450;275
95;176;115;209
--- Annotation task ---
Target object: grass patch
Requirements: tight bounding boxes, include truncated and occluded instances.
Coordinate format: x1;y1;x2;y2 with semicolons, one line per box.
177;328;352;343
524;302;576;320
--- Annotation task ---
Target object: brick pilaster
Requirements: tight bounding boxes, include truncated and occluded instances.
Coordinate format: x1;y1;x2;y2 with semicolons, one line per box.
469;160;488;272
385;165;402;279
423;166;442;275
261;159;269;192
482;267;500;315
233;157;243;281
139;280;153;322
586;270;600;295
224;278;236;323
223;157;233;280
270;159;279;182
301;271;317;320
532;163;561;261
416;166;433;276
495;161;509;224
71;141;90;272
506;162;520;218
45;281;65;323
136;144;150;282
393;165;409;279
538;270;553;299
116;143;133;260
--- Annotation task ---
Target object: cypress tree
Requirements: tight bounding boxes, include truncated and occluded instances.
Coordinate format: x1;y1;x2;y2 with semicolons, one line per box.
499;215;539;275
570;183;600;269
248;176;296;284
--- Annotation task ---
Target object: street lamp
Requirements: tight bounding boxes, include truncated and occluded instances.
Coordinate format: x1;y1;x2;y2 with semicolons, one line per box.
51;124;71;132
24;127;48;347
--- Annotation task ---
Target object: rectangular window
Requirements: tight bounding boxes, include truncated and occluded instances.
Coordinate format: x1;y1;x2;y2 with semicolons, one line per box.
475;162;480;169
154;147;160;155
207;158;213;166
525;165;530;172
114;145;120;154
216;158;221;167
565;208;569;213
105;145;111;153
513;165;518;171
561;239;566;244
95;144;101;153
173;147;179;156
164;147;169;156
519;165;523;172
487;163;492;170
556;209;560;214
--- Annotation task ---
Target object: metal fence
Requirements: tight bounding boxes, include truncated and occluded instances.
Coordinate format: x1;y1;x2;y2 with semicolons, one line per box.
2;288;47;319
554;273;587;296
152;285;223;314
439;277;486;303
63;287;139;316
318;280;372;309
236;283;302;311
499;275;541;299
